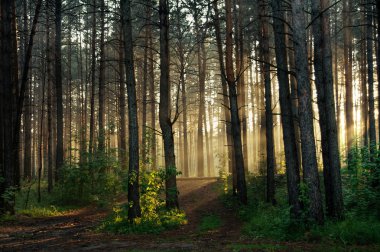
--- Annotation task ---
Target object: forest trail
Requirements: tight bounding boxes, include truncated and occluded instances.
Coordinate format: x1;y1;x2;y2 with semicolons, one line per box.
0;178;245;251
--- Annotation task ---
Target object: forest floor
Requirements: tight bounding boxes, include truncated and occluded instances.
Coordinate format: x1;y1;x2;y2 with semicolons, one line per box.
0;178;375;251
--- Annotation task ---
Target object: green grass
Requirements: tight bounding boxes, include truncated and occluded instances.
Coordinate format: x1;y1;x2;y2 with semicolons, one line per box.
311;218;380;245
228;243;288;252
17;205;68;218
220;173;380;246
198;214;223;232
0;213;16;223
100;208;188;234
14;181;81;218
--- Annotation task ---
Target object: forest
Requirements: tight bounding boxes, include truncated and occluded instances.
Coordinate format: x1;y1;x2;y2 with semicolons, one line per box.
0;0;380;251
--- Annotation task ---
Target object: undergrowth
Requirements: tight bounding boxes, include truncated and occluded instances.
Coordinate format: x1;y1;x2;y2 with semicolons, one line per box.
100;168;187;234
219;145;380;246
198;214;223;232
10;149;123;218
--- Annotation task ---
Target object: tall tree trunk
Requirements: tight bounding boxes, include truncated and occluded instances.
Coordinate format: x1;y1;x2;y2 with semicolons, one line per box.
212;0;235;189
204;106;211;176
118;26;127;170
334;4;342;149
0;0;17;214
159;0;179;209
142;3;151;165
98;0;106;152
37;71;46;203
47;0;53;192
360;0;368;147
285;11;302;167
291;0;324;224
55;0;63;181
271;0;301;218
343;0;354;152
149;35;157;169
10;1;20;187
311;0;343;219
208;104;214;176
178;23;189;177
225;0;247;204
3;0;42;199
23;0;31;181
376;0;380;143
195;15;205;177
367;2;377;148
89;0;97;155
234;0;248;173
259;0;275;205
121;0;142;221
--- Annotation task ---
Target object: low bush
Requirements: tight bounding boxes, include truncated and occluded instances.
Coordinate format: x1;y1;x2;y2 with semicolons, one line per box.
55;149;123;206
198;214;223;232
100;168;187;234
344;145;380;218
222;166;380;245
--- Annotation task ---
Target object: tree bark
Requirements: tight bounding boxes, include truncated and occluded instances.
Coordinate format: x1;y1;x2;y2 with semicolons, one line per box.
55;0;64;181
376;0;380;143
259;0;276;205
149;35;157;169
177;7;189;177
225;0;247;204
0;0;17;214
367;2;377;148
142;3;151;165
23;0;31;181
311;0;343;219
291;0;324;224
118;25;127;170
121;0;142;221
360;0;368;147
234;0;248;174
89;0;97;155
343;0;354;152
159;0;179;209
46;0;53;192
98;0;106;152
212;0;235;189
271;0;301;217
195;14;206;177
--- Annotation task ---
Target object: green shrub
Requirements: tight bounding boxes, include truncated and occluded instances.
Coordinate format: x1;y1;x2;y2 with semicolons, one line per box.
18;205;64;217
14;181;80;217
344;145;380;217
198;214;223;232
231;170;380;245
55;149;123;206
100;168;187;234
311;217;380;245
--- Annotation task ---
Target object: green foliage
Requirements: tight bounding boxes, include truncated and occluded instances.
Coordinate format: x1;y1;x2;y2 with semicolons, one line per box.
228;243;288;252
100;168;187;234
242;202;296;241
241;200;380;245
56;149;123;206
344;145;380;217
17;206;64;218
141;128;157;167
223;173;380;245
1;185;17;214
14;181;79;217
311;218;380;245
198;214;223;232
0;213;16;223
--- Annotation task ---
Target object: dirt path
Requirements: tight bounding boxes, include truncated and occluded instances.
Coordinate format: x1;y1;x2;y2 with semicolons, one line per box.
0;178;246;251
